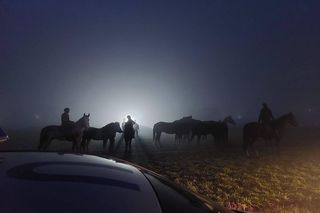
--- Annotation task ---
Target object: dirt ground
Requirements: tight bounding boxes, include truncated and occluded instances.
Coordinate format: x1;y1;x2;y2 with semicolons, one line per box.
1;127;320;212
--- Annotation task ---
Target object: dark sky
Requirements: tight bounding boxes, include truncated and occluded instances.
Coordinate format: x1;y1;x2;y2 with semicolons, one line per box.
1;0;320;128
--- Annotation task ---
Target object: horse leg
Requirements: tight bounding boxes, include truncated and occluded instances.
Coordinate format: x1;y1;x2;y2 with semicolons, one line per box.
251;138;259;157
109;138;115;153
44;138;52;151
38;138;46;151
86;139;90;152
174;135;178;145
243;135;251;157
197;135;201;145
125;139;128;153
129;139;132;152
72;141;75;152
155;132;161;148
187;134;192;144
103;140;107;150
38;140;44;151
73;139;80;152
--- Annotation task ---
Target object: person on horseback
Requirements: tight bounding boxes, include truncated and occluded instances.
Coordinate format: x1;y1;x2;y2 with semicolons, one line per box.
61;108;74;135
61;108;71;126
258;103;274;125
258;103;277;137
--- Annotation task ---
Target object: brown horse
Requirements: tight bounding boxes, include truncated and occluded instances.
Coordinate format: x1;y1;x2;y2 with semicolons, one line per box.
38;113;90;152
243;112;297;156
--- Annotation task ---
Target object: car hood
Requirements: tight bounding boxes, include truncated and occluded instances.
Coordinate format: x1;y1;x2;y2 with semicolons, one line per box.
0;152;161;213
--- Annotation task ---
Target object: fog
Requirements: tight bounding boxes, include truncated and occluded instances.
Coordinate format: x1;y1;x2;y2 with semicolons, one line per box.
1;0;320;129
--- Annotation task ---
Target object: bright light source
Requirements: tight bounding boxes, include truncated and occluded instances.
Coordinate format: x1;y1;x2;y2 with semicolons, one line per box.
122;115;136;123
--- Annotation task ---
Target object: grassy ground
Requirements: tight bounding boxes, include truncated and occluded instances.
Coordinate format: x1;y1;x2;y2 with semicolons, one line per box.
130;141;320;212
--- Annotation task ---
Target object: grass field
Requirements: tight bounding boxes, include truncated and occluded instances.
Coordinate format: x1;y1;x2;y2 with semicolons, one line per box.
133;143;320;212
2;127;320;212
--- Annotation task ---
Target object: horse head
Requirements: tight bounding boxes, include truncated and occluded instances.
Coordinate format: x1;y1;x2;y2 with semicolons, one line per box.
81;113;90;129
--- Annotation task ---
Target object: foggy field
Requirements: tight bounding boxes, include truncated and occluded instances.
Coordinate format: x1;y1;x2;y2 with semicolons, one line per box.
1;127;320;212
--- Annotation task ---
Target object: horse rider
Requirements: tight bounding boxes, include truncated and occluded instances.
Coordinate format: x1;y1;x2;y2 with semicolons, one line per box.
61;108;74;135
258;103;276;136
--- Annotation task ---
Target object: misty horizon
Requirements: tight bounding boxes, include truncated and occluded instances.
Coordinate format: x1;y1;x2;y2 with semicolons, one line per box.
1;0;320;128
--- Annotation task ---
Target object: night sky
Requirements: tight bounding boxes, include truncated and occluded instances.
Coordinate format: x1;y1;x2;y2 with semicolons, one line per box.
1;0;320;128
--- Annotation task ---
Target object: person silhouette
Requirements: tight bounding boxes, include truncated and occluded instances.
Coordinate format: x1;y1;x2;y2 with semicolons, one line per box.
124;115;135;152
61;108;74;135
258;103;274;125
125;115;135;135
61;108;71;126
258;102;277;137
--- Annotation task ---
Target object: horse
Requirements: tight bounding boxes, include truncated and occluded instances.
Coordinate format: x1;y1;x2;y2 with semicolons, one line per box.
81;122;123;152
38;113;90;152
243;112;298;156
153;116;196;147
191;116;236;144
153;122;175;147
174;117;201;144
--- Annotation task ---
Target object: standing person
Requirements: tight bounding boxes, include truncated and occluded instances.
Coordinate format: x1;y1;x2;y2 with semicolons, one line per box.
124;115;135;153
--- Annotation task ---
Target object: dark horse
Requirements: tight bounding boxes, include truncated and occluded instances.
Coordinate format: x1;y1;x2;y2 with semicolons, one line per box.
243;112;298;156
153;116;197;147
81;122;123;152
38;114;90;152
191;116;236;144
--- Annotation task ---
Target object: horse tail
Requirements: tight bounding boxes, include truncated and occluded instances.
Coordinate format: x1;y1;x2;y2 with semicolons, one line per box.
38;127;48;151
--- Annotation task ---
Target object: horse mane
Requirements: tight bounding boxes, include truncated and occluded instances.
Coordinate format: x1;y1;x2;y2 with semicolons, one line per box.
75;116;84;123
103;122;120;129
103;122;113;128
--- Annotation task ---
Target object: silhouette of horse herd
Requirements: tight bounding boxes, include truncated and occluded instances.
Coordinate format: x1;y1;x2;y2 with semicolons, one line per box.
38;112;298;156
